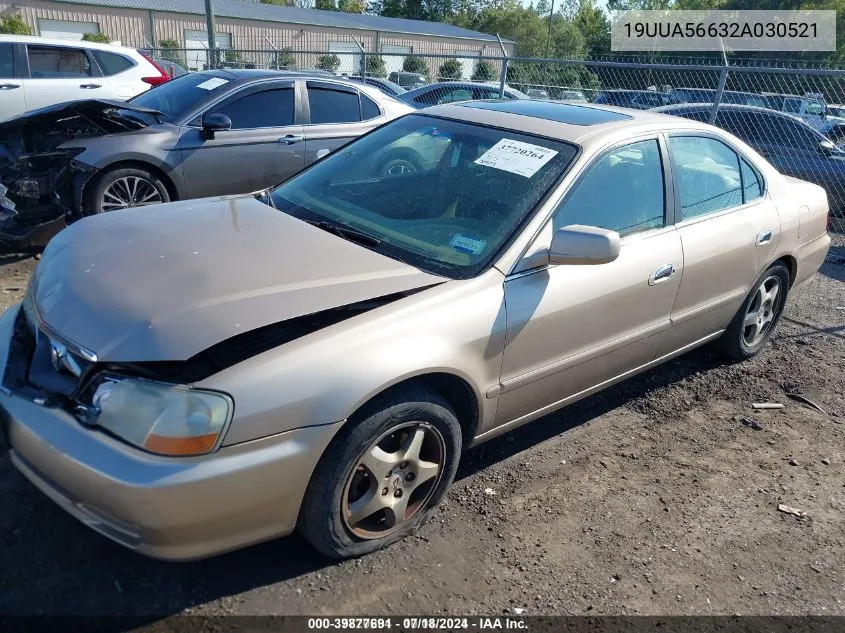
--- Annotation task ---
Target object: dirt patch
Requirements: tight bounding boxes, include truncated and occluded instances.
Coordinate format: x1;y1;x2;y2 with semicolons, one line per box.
0;240;843;617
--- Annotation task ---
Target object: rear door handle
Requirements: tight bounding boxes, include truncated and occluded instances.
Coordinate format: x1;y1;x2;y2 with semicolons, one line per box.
279;135;303;144
648;263;676;286
0;83;20;90
79;83;102;89
755;228;774;246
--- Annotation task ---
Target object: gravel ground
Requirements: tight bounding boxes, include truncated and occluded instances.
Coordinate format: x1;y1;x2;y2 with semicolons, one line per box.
0;237;843;617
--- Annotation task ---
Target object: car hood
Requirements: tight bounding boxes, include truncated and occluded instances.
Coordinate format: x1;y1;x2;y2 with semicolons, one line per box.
0;99;159;130
31;195;445;362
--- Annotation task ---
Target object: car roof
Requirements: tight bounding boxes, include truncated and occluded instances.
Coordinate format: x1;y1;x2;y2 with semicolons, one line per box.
194;68;390;96
0;33;142;54
654;103;825;133
422;100;716;146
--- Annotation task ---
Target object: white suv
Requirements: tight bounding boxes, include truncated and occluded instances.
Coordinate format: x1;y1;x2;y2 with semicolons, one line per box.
0;35;171;121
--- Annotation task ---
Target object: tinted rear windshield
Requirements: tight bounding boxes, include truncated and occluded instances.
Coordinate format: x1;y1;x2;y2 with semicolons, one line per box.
129;72;233;121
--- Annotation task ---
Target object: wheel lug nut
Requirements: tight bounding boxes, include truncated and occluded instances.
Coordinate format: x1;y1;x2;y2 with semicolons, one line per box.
405;473;415;482
394;489;402;498
382;487;389;495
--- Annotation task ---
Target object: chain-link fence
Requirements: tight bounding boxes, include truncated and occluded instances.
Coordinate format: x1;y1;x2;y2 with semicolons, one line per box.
146;46;845;232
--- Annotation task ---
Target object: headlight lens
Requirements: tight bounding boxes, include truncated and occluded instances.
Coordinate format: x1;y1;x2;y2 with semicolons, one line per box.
93;377;232;456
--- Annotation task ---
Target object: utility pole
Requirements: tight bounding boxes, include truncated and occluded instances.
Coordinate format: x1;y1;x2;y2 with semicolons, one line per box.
540;0;556;91
204;0;218;69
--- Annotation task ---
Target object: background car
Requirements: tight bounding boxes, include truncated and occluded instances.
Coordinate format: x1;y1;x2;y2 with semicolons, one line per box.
0;69;412;247
347;75;407;97
0;35;170;121
150;57;189;79
388;71;427;89
592;89;668;109
399;81;527;109
556;89;588;102
526;88;549;99
656;103;845;217
666;87;769;108
827;104;845;118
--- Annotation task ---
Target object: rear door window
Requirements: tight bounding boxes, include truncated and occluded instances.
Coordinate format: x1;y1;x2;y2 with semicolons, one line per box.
307;83;361;124
27;45;92;78
669;136;743;219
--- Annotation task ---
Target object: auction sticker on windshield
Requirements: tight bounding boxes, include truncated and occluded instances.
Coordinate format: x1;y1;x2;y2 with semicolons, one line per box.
196;77;229;91
475;139;558;177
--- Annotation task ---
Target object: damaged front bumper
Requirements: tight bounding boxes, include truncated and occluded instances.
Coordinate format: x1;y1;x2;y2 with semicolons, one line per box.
0;158;96;251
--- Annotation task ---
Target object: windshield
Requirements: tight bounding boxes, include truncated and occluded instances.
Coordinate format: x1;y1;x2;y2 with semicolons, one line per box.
269;114;578;279
129;72;233;121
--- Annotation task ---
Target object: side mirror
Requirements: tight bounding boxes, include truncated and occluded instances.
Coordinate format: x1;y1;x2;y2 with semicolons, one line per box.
819;139;836;155
547;224;621;266
201;112;232;139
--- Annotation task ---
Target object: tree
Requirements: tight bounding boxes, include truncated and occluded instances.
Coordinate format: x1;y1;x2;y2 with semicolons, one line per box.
572;0;610;56
403;54;428;75
534;0;551;15
261;0;314;5
273;47;297;69
317;53;341;72
158;39;185;66
438;59;463;80
365;54;387;77
0;15;30;35
471;59;496;81
314;0;337;8
338;0;366;10
82;32;111;43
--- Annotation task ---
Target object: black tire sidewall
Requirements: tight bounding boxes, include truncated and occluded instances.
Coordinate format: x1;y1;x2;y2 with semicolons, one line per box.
86;167;170;215
299;389;462;559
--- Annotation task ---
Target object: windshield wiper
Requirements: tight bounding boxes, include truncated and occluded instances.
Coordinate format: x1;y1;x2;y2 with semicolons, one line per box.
307;220;381;247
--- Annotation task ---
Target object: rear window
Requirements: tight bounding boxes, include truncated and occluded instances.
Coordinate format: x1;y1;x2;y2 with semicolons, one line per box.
129;72;232;121
92;50;135;76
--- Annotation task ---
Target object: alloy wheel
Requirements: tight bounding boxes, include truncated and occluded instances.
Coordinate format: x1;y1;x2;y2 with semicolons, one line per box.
342;421;446;540
100;176;163;211
742;275;781;347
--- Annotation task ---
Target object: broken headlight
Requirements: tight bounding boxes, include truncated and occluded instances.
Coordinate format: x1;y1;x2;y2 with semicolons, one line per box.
92;376;233;456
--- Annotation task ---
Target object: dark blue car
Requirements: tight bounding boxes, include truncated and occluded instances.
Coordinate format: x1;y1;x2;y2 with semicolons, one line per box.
656;103;845;217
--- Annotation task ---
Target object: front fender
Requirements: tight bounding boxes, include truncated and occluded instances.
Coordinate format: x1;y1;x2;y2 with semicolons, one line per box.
197;271;508;447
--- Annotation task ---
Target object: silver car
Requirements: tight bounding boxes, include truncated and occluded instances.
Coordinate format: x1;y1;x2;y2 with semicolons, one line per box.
0;100;830;561
0;69;411;248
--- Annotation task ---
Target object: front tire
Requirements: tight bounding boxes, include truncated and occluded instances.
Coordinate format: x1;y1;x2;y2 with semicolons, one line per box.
85;167;170;214
298;387;462;559
717;262;790;361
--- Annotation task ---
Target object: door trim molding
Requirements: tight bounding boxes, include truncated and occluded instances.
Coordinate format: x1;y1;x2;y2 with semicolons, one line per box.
499;319;671;394
472;329;724;445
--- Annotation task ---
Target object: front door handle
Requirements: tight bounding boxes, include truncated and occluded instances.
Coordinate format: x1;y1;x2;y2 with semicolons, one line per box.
648;263;675;286
79;83;102;89
279;135;304;144
0;83;20;90
756;228;774;246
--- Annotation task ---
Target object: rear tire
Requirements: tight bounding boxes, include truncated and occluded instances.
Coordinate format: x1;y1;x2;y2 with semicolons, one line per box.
716;262;789;361
298;386;462;559
85;167;170;215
